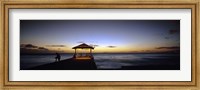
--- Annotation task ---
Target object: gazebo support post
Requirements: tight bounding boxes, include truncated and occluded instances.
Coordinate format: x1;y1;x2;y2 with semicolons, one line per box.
75;49;76;55
73;49;77;58
90;49;92;57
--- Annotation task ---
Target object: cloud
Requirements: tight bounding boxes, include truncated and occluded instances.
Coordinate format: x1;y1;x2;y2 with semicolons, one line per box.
21;44;73;54
46;45;66;47
38;47;49;51
77;41;85;44
141;50;152;52
156;46;180;50
90;44;99;47
169;29;179;35
20;44;48;50
107;46;117;48
21;44;38;48
164;37;170;40
156;46;180;54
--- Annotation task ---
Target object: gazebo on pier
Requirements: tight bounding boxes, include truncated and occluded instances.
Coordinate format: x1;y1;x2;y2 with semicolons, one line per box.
72;43;94;60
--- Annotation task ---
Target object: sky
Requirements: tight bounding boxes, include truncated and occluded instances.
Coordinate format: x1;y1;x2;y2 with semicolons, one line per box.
20;20;180;54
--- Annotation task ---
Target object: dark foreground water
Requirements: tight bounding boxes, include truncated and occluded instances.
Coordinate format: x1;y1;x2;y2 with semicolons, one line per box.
20;53;180;70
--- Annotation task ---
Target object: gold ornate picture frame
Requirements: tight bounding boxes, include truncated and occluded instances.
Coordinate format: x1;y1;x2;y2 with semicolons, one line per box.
0;0;199;90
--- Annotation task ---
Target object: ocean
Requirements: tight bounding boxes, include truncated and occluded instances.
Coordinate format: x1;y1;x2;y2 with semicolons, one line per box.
20;53;180;70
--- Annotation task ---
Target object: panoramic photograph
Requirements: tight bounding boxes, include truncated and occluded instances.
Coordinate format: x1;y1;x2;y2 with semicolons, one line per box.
20;20;180;70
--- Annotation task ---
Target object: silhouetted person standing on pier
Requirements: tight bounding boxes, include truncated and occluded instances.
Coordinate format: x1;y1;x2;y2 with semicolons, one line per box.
55;53;61;62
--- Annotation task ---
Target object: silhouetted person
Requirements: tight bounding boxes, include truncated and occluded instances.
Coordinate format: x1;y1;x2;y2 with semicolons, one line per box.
55;53;61;62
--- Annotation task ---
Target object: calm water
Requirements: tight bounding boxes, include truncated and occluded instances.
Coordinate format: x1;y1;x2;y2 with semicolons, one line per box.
20;53;179;70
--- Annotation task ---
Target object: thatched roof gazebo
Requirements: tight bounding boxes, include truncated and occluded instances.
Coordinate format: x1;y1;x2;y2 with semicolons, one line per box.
72;43;94;60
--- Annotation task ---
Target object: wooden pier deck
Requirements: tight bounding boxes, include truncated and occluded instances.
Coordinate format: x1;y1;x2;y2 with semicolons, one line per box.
28;58;97;70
